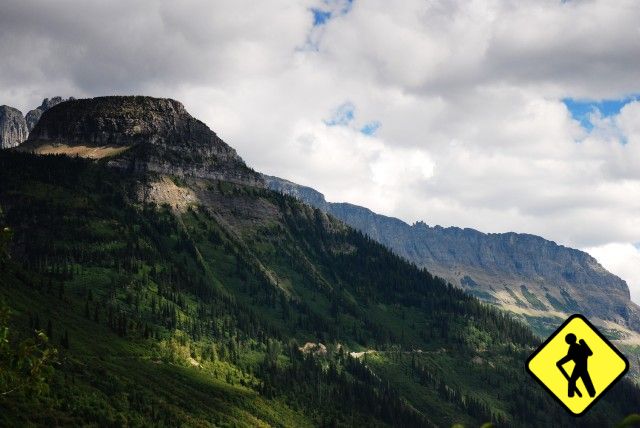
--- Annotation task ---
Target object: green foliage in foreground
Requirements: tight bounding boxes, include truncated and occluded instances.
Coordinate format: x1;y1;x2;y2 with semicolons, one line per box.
0;299;56;402
0;151;639;427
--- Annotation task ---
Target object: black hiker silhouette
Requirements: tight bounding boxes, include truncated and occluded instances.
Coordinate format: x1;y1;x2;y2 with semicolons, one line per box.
556;333;596;398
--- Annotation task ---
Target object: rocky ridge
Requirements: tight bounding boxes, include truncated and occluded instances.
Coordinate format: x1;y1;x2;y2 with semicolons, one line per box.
264;175;640;334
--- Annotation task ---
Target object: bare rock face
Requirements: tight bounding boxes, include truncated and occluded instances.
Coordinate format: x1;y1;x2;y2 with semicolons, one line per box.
25;97;74;131
0;105;29;149
25;96;263;186
266;175;640;333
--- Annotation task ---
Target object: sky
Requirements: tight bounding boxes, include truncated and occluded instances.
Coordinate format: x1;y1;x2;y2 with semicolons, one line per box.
1;0;640;301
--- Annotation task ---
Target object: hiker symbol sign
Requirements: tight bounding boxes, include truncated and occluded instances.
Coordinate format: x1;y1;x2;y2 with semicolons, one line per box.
526;314;629;416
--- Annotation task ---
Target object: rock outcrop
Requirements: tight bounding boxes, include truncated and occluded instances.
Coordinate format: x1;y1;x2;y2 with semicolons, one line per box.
22;96;263;186
265;175;640;333
25;96;74;131
0;105;29;149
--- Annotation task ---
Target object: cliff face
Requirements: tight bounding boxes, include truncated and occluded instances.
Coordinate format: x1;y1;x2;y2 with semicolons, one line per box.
25;96;74;131
265;175;640;333
0;105;29;149
23;96;263;186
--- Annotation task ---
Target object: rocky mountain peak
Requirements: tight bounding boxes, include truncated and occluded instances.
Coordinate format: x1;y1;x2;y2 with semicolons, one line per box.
22;96;263;186
25;96;74;131
0;105;29;149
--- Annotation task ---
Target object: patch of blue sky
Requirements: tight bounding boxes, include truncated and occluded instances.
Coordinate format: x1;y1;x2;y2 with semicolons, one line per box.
324;102;356;126
360;121;381;136
311;0;354;27
303;0;354;51
335;0;354;15
324;102;381;136
563;95;639;131
312;9;332;26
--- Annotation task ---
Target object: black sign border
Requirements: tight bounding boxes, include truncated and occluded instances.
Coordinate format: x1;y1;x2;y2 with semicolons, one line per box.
525;313;630;417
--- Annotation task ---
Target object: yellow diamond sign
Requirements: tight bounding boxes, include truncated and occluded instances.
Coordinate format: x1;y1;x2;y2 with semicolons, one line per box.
526;314;629;416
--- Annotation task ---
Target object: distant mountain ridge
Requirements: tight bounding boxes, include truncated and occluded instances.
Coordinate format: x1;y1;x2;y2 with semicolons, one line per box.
0;96;73;148
264;175;640;335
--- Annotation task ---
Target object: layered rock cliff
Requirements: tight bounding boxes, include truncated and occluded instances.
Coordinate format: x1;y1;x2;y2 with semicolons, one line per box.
0;105;29;149
265;175;640;334
22;96;263;186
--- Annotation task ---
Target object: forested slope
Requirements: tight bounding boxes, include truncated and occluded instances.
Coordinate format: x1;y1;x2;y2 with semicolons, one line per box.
1;151;638;427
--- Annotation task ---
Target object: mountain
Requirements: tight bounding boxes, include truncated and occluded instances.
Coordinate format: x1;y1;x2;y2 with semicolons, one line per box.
19;96;262;186
0;97;73;149
264;175;640;337
0;105;28;149
25;97;74;131
1;96;638;426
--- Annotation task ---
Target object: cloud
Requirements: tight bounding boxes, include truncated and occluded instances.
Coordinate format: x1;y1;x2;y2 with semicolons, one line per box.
2;0;640;298
586;244;640;303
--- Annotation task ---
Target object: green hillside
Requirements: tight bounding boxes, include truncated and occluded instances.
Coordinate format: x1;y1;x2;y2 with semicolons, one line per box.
1;151;638;427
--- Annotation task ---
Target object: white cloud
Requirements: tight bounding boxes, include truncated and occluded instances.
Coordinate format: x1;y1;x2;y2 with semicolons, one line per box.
586;244;640;304
2;0;640;294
